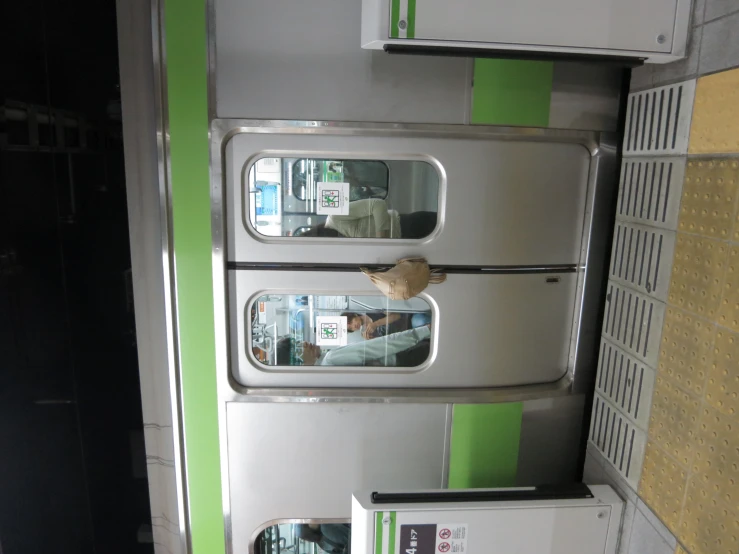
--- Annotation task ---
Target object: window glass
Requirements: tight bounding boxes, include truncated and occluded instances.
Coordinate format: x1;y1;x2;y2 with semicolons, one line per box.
247;157;439;239
254;522;351;554
251;294;432;368
292;159;388;201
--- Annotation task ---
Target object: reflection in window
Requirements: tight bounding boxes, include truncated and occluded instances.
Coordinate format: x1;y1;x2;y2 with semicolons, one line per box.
251;294;432;368
247;157;439;239
292;159;388;201
255;522;351;554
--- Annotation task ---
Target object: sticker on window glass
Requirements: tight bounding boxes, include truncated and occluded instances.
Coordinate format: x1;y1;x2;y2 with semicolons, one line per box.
255;181;279;216
399;524;467;554
315;316;348;346
316;181;350;215
257;301;267;324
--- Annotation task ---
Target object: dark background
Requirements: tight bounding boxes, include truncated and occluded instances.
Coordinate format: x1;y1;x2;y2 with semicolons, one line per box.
0;0;152;552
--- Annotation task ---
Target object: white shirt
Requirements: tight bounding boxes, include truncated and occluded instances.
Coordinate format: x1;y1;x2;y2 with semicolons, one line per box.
325;199;401;238
319;326;431;366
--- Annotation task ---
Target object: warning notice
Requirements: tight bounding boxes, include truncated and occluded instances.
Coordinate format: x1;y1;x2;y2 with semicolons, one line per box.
400;524;467;554
435;524;467;553
315;315;348;346
316;181;350;215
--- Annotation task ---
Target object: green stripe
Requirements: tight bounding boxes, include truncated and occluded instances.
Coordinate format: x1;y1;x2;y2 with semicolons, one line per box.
388;512;396;554
375;512;384;554
390;0;400;38
471;59;553;127
165;0;224;553
448;403;523;488
406;0;416;38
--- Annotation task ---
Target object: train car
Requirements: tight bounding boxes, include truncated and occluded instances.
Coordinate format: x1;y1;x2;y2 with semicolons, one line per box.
116;0;691;552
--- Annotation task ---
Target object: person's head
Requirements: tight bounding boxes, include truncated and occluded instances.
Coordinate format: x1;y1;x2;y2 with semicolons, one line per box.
275;337;293;365
341;312;364;332
294;223;342;238
275;337;321;365
341;161;358;185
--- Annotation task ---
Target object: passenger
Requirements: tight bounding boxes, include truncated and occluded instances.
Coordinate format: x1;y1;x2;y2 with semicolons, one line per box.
275;325;431;367
341;310;407;340
295;523;351;554
295;199;436;239
342;310;431;339
328;198;436;239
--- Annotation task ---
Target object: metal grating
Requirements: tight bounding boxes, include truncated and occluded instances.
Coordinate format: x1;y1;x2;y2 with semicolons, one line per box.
602;281;665;368
608;222;675;301
589;392;648;489
616;158;685;230
623;80;696;156
596;339;655;430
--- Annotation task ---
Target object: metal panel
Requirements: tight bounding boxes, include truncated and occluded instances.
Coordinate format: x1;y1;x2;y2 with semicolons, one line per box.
411;0;676;53
117;0;187;552
616;158;685;230
364;506;616;554
229;269;577;388
212;0;629;132
213;0;471;123
226;402;449;554
362;0;690;63
595;339;655;430
608;222;675;301
221;123;592;266
516;395;586;486
549;62;621;132
589;393;648;489
623;80;696;156
601;281;665;368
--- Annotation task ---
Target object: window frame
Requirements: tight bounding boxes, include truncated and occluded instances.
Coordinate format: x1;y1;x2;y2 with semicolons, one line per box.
243;153;443;242
246;292;435;372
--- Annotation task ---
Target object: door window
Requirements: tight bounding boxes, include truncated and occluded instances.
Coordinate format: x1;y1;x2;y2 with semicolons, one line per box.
254;522;351;554
250;293;433;368
247;157;440;240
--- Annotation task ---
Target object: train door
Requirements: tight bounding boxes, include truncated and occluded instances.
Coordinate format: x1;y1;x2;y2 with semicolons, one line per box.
216;121;603;389
226;130;590;266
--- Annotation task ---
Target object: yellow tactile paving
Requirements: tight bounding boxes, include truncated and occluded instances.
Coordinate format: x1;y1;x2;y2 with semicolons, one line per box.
668;234;728;318
717;247;739;333
659;307;716;395
689;68;739;155
637;105;739;549
678;476;739;554
692;405;739;512
705;329;739;418
649;375;701;466
678;159;739;240
639;440;688;532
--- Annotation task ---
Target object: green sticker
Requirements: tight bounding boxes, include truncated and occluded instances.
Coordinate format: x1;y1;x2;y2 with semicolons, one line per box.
471;59;553;127
448;403;523;488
